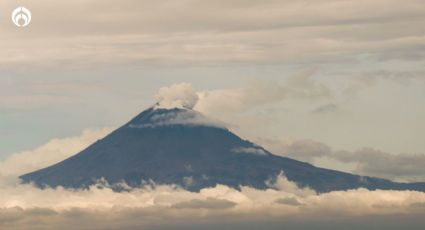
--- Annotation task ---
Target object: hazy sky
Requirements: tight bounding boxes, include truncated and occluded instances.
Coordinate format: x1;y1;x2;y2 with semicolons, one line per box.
0;0;424;178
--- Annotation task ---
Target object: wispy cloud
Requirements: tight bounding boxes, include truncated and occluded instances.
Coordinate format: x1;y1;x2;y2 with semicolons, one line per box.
1;0;425;67
0;128;112;185
195;72;332;115
259;138;425;182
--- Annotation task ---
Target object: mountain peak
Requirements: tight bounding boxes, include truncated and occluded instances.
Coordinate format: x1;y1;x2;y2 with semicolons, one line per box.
127;106;226;129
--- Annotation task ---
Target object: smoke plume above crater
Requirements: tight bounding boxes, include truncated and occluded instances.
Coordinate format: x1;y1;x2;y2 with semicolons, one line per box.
155;83;199;109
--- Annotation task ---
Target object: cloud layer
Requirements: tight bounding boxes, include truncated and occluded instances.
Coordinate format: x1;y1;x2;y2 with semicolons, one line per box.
259;138;425;182
1;170;425;229
195;72;332;115
1;0;425;67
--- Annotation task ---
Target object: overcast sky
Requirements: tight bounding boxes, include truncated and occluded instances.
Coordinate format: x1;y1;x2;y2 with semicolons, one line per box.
0;0;424;178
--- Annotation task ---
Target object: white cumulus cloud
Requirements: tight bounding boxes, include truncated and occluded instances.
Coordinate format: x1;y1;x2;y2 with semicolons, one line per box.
0;128;112;185
155;83;199;109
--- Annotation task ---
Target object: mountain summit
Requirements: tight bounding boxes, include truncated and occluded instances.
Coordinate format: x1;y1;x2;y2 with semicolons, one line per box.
20;107;425;192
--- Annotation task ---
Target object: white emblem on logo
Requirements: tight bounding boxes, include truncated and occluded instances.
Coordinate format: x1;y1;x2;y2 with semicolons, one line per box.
12;7;32;27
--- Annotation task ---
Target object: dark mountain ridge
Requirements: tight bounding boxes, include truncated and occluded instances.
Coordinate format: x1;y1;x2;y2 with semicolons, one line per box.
20;107;425;193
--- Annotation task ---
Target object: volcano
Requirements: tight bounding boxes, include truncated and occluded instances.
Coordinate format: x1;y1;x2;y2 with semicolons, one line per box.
20;106;425;192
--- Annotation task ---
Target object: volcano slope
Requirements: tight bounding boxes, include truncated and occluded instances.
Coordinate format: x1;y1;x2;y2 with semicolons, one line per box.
20;107;425;193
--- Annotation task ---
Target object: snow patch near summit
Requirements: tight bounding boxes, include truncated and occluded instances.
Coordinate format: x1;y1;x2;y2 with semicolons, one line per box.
129;109;226;129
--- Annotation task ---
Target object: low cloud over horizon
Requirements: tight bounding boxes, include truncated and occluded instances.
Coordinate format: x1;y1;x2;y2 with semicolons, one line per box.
1;132;425;229
258;138;425;183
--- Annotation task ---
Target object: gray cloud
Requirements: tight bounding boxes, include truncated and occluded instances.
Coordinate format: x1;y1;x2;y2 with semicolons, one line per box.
1;0;425;67
259;138;425;182
311;103;339;114
334;148;425;182
275;197;303;206
195;71;332;115
172;197;237;209
340;70;425;98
